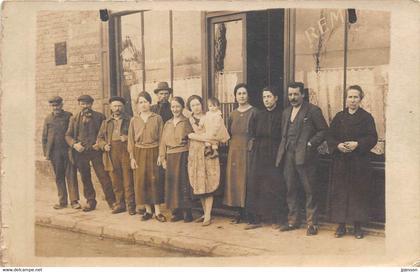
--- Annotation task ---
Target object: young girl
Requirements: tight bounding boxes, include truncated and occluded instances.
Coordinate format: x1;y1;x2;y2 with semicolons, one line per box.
128;91;166;222
196;97;230;159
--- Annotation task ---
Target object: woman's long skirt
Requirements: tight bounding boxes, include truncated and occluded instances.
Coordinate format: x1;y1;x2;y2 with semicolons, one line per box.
133;146;164;205
165;151;193;209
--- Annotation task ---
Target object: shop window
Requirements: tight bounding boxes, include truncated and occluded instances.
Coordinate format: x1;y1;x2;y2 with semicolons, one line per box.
143;11;171;100
213;20;244;103
346;10;389;155
295;9;345;124
116;11;202;108
172;11;202;101
119;12;143;114
294;9;388;155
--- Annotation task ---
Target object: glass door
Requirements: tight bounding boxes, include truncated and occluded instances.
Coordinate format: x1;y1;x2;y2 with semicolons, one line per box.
208;13;247;124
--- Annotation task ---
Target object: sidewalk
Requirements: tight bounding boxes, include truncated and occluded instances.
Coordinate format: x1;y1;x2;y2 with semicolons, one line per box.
36;169;388;263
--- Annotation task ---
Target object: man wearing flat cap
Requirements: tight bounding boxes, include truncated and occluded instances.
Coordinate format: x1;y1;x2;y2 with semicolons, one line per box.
42;96;81;210
151;81;173;123
65;94;116;212
97;96;136;215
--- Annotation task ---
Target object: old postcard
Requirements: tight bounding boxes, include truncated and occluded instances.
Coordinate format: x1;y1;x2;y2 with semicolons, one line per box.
0;0;419;267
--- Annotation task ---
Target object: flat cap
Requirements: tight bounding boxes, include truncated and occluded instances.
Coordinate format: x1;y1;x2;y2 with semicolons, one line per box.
48;96;63;105
109;96;126;104
77;94;94;103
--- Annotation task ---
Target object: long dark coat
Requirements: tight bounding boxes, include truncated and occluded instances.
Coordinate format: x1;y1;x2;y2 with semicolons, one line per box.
326;107;378;224
247;105;287;222
42;111;73;159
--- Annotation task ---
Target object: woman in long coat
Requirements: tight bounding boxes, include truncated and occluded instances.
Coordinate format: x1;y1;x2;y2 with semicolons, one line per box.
128;91;166;222
223;83;257;223
187;95;221;226
326;85;378;239
246;86;288;229
159;97;194;222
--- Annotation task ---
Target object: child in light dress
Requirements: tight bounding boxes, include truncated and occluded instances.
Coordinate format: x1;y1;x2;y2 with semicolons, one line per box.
198;97;230;159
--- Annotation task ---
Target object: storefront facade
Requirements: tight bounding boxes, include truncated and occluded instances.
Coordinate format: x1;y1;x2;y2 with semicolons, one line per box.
35;8;388;226
106;9;387;225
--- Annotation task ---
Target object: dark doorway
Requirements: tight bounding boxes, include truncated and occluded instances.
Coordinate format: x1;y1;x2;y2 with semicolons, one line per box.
206;9;285;113
205;9;285;212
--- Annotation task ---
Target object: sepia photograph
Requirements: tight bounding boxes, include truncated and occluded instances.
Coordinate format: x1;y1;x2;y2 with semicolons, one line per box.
0;0;419;268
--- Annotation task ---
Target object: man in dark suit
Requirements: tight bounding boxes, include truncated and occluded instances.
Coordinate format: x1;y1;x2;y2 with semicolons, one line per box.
97;96;135;215
65;95;116;212
275;82;328;235
42;96;80;209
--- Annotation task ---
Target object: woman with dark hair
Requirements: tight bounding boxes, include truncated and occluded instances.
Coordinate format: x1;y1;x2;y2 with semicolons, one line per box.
159;97;194;222
223;83;257;224
327;85;378;239
187;95;221;226
128;91;166;222
246;86;288;229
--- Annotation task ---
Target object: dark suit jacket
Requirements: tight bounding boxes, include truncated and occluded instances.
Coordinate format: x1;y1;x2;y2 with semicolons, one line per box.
151;102;173;123
65;110;106;164
42;111;73;160
96;113;131;171
275;101;328;166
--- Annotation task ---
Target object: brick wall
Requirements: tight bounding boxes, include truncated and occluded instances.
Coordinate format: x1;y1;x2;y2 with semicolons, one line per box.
35;11;105;159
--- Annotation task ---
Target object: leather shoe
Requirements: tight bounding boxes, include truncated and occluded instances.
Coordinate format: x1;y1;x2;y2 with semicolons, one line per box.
184;216;193;223
244;223;262;230
53;204;67;210
354;229;364;239
170;215;184;222
82;204;96;212
155;213;167;222
128;209;136;216
141;212;153;221
279;224;299;232
335;224;347;238
306;225;319;236
204;146;213;157
208;150;219;159
112;206;126;214
230;215;242;224
71;202;82;209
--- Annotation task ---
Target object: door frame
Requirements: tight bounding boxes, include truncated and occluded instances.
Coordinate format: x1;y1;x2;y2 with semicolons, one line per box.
202;12;248;107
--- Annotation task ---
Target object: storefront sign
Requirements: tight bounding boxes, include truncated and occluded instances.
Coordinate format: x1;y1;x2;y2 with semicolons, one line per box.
304;9;345;49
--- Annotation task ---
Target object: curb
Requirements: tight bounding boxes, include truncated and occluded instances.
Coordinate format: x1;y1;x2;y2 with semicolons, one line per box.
35;215;269;257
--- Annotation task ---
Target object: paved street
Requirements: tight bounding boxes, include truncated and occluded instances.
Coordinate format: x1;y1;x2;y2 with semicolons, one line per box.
35;169;390;265
36;225;197;257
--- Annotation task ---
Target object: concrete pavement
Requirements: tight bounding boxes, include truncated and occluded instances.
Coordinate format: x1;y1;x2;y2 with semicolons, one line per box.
36;168;388;263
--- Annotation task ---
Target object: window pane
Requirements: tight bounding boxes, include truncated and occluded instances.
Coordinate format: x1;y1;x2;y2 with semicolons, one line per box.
144;11;171;103
295;9;346;124
120;12;143;114
346;10;390;155
172;11;202;101
213;20;243;103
